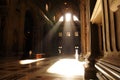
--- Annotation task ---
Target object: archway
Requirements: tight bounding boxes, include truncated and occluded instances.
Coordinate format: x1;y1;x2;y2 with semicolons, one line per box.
58;13;81;55
22;10;34;59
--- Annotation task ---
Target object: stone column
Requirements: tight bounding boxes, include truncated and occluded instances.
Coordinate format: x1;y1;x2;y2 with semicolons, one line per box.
80;0;87;56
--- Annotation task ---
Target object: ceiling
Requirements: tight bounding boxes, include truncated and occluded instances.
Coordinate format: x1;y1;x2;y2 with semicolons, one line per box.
50;0;80;19
33;0;80;21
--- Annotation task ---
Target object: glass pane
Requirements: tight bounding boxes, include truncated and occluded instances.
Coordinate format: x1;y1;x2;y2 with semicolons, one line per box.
75;32;79;36
66;32;71;37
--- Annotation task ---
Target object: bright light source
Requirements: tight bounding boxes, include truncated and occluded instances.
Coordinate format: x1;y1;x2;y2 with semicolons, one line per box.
73;15;79;21
47;59;85;77
19;58;45;65
59;16;64;22
66;32;71;36
65;13;71;22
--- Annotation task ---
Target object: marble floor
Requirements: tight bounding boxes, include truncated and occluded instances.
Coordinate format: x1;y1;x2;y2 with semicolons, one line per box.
0;55;86;80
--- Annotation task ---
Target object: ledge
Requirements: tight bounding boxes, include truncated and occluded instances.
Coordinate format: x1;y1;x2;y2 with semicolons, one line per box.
90;0;102;24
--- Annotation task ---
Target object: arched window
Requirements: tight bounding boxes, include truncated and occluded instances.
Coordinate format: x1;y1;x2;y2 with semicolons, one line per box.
59;13;79;22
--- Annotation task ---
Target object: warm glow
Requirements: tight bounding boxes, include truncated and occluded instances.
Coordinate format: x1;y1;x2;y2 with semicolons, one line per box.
64;2;67;5
59;14;79;22
46;4;48;11
47;59;85;77
53;16;55;21
75;32;79;36
65;13;71;22
19;58;45;65
66;32;71;36
73;15;79;21
59;16;64;22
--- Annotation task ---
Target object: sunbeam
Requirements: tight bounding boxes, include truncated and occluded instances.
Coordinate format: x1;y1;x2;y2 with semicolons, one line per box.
46;21;62;41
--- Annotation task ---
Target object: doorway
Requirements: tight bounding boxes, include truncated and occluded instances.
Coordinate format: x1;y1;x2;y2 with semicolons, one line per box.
22;10;34;59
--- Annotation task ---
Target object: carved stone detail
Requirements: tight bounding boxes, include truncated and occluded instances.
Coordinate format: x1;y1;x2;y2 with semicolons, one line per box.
110;0;120;12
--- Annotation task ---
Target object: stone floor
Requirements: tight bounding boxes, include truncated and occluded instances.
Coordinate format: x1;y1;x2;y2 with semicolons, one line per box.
0;54;87;80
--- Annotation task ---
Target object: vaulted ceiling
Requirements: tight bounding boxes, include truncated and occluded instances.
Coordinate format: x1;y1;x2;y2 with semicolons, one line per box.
50;0;80;20
33;0;80;21
49;0;80;14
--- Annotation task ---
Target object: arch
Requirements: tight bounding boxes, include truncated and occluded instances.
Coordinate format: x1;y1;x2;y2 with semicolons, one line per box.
57;13;81;54
22;10;34;59
59;13;79;22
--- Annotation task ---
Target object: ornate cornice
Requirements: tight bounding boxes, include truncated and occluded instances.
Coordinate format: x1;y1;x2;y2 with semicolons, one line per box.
90;0;102;24
110;0;120;12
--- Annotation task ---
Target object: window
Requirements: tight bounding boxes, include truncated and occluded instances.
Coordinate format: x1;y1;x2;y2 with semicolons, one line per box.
75;32;79;36
65;13;71;22
46;4;48;11
73;15;79;21
59;16;64;22
58;13;79;22
53;16;56;21
66;32;71;37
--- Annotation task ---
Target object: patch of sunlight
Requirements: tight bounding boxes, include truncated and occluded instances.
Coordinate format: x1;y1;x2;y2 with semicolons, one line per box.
47;59;85;77
19;58;45;65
